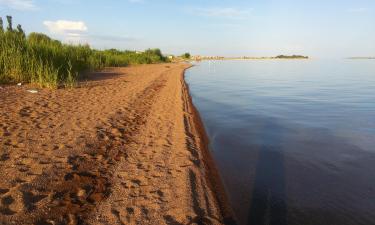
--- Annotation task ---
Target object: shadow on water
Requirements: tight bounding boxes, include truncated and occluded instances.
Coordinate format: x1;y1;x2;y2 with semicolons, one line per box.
247;122;287;225
209;112;375;225
186;60;375;225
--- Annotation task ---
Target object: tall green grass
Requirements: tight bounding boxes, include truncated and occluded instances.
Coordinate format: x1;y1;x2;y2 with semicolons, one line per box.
0;16;168;88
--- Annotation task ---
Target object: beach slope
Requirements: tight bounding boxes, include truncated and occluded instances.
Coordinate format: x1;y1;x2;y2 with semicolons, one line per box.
0;63;234;224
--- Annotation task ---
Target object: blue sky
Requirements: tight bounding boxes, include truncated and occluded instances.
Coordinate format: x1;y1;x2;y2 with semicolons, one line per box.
0;0;374;58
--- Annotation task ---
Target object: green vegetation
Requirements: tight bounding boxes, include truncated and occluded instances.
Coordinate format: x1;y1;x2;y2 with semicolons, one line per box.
181;52;191;59
0;16;168;88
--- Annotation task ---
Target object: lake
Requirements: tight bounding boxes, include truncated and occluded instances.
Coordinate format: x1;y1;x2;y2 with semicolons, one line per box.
185;59;375;225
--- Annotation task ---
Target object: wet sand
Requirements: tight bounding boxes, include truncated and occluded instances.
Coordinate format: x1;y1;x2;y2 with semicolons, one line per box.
0;63;235;225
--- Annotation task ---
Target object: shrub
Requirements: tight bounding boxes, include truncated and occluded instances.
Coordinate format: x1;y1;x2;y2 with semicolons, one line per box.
0;16;169;88
181;52;191;59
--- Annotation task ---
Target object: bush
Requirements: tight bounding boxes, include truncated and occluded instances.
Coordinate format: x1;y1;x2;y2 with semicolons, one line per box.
0;16;168;88
181;52;191;59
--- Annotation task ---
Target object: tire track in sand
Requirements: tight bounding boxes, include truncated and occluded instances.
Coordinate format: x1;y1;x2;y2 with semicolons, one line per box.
0;67;170;225
0;64;236;225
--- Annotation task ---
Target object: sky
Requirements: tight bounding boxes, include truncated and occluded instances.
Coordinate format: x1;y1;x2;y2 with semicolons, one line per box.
0;0;374;58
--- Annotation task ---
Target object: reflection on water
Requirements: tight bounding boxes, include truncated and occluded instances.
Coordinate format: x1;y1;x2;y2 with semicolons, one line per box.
185;60;375;225
248;121;287;225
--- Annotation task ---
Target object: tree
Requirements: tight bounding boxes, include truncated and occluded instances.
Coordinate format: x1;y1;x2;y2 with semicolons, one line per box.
17;24;25;38
182;52;191;59
0;17;3;33
145;48;162;57
6;15;13;32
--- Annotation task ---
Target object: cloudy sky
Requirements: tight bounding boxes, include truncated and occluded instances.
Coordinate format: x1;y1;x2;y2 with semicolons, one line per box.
0;0;374;58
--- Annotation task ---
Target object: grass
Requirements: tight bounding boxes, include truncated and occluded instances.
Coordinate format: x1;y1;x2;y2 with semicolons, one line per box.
0;16;168;88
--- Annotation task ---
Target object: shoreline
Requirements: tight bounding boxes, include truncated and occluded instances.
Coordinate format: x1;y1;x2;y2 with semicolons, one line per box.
191;58;310;61
0;63;236;224
181;66;237;224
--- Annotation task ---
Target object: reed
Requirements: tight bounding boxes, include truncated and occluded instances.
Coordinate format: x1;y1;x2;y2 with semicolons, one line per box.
0;16;168;88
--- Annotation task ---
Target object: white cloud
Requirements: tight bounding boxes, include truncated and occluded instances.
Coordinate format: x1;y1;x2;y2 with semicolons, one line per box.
65;34;86;44
42;20;137;45
43;20;88;44
43;20;88;34
193;7;252;19
66;33;82;37
0;0;37;10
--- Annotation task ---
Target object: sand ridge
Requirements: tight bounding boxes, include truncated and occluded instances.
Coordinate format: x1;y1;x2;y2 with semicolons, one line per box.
0;63;235;224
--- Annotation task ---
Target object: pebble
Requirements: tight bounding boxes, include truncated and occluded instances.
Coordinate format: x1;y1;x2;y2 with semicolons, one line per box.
27;89;38;94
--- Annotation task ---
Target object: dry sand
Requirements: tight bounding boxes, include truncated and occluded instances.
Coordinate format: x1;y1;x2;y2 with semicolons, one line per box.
0;63;236;225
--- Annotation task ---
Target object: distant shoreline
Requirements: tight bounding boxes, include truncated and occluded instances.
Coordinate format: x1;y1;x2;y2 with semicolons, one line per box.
347;57;375;60
191;55;309;61
193;57;310;61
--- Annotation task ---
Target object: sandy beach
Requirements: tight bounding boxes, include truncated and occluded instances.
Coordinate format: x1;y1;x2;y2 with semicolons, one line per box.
0;63;235;225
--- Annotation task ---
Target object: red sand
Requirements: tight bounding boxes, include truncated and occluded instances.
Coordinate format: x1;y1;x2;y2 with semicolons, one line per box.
0;63;235;224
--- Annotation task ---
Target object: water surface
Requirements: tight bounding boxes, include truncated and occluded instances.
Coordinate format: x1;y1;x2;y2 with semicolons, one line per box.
185;60;375;225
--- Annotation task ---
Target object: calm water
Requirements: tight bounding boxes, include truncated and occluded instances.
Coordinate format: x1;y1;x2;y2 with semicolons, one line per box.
185;60;375;225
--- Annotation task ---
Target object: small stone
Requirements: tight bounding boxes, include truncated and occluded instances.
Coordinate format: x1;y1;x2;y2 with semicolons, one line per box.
77;189;86;197
27;89;38;94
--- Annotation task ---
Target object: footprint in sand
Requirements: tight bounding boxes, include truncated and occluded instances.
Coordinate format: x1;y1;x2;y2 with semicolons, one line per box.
21;190;47;212
0;189;10;195
0;153;10;161
0;195;17;216
18;106;33;117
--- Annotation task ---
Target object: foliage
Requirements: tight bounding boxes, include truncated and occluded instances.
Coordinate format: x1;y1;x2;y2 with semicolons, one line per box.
0;17;3;32
0;16;168;88
181;52;191;59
